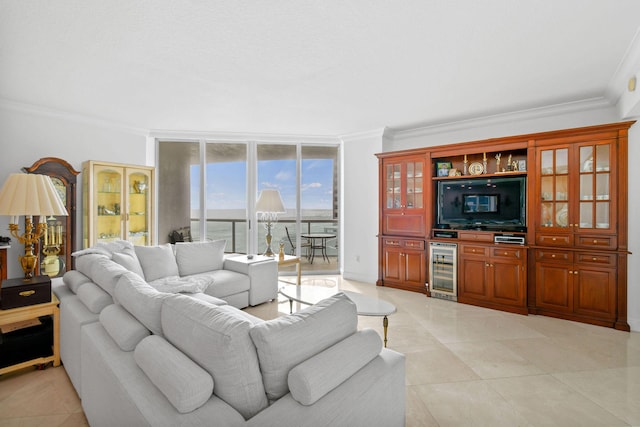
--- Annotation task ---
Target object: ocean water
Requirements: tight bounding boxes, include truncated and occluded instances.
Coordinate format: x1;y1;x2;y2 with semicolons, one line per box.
190;209;338;255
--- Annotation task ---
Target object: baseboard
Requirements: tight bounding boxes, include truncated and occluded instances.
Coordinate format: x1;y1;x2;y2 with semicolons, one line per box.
627;316;640;333
342;271;376;284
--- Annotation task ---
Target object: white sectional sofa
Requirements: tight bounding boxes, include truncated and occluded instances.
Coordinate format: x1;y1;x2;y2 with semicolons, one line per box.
53;240;406;426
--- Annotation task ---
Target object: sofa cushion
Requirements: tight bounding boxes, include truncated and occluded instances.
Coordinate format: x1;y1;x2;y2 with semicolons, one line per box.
249;292;358;400
114;271;170;336
134;335;214;414
192;270;250;299
90;257;130;296
75;253;109;279
63;270;92;294
161;294;268;419
112;251;145;279
134;244;179;282
175;240;226;276
76;282;113;314
100;304;150;351
288;328;382;405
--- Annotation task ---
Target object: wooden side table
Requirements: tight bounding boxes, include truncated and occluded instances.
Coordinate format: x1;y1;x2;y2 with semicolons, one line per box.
278;255;301;285
0;293;60;375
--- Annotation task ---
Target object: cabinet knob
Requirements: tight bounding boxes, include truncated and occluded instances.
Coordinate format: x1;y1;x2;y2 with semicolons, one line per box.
574;271;579;275
504;252;508;256
592;257;597;261
593;239;598;244
485;263;490;267
552;237;557;241
551;254;556;258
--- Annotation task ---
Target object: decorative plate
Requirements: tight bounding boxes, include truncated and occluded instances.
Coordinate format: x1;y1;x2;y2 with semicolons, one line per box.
468;162;484;175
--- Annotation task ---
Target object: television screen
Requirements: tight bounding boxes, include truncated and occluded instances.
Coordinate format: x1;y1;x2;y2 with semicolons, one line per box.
437;176;526;231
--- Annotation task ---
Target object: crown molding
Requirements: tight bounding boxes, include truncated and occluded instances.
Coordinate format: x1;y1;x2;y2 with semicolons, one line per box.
606;26;640;103
339;128;386;143
390;97;614;142
149;128;341;144
0;98;149;136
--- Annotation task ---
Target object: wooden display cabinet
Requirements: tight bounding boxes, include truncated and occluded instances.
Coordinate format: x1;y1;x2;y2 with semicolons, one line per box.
82;161;154;248
23;157;79;278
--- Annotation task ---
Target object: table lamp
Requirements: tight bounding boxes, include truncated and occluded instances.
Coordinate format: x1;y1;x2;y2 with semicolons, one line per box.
0;173;69;280
255;189;286;257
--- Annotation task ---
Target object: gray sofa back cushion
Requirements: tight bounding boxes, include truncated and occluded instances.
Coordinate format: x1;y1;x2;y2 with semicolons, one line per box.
249;292;358;400
134;335;214;414
175;240;225;276
161;294;268;420
75;253;109;280
114;271;170;336
288;328;382;405
100;304;150;351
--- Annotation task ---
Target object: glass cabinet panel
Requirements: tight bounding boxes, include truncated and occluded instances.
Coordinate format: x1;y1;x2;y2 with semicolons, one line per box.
539;148;569;228
96;166;123;243
406;161;423;209
386;163;401;208
578;143;611;229
127;170;152;245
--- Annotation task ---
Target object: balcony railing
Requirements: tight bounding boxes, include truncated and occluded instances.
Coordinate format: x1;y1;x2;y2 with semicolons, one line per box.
190;218;338;256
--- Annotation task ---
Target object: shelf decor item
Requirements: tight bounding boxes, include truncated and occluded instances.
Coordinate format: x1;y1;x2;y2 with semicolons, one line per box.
0;173;68;279
436;162;452;177
255;189;286;257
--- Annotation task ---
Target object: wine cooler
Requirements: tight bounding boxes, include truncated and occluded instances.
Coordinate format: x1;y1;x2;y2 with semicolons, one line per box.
429;242;457;301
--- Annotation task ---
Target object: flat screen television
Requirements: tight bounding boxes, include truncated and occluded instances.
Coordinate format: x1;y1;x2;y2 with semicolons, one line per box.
436;176;526;231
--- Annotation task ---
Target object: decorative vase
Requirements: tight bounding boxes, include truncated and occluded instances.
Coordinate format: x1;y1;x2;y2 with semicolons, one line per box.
134;181;147;193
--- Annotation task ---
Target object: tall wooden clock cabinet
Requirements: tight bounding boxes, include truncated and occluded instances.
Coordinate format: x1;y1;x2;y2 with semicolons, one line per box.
23;157;80;278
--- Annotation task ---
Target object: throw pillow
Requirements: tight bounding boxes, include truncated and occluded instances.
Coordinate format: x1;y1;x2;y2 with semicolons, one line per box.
249;292;358;400
134;243;179;282
174;240;226;276
288;328;382;405
100;304;150;351
114;271;170;336
134;335;214;414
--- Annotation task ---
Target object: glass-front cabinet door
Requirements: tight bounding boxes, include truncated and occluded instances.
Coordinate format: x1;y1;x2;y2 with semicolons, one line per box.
539;147;569;229
126;168;152;245
384;158;423;210
95;164;124;243
578;142;611;230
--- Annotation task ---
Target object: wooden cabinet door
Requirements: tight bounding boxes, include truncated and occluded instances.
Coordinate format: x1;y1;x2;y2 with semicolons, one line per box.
535;260;573;313
573;261;616;321
491;259;525;307
458;256;489;300
383;245;403;282
403;249;426;289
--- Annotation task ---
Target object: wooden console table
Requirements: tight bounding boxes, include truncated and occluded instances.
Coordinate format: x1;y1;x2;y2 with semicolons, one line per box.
0;293;60;375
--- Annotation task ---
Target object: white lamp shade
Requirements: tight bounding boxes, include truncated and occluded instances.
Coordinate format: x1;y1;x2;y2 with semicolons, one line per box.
0;173;68;217
255;189;286;213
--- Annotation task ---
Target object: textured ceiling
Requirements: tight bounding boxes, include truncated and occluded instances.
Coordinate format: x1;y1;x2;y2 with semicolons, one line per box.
1;1;639;136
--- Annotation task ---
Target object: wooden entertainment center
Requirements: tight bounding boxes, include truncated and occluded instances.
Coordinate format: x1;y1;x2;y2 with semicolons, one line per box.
376;121;633;331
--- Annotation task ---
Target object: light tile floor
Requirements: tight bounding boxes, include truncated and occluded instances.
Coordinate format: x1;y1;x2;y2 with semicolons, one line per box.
1;275;639;426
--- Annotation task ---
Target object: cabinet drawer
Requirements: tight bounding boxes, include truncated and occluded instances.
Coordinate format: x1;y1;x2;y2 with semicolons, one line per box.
383;238;402;247
491;247;525;260
459;232;493;242
461;245;488;256
575;235;617;250
575;252;616;267
404;239;425;250
536;234;572;247
535;249;572;263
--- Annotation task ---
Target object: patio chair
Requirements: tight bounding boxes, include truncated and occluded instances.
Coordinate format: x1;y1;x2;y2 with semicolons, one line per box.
285;226;310;258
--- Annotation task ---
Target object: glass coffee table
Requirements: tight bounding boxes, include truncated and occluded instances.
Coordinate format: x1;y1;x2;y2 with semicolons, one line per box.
279;285;397;347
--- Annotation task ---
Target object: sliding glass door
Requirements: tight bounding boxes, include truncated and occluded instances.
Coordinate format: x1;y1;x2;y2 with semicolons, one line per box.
158;140;340;274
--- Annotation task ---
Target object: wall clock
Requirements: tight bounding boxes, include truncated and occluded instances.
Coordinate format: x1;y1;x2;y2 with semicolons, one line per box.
468;162;484;175
23;157;80;278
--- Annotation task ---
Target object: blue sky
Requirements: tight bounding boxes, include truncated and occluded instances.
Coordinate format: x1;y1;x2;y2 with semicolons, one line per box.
190;159;334;211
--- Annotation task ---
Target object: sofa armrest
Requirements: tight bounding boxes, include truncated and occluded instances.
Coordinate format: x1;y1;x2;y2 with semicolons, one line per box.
223;256;278;306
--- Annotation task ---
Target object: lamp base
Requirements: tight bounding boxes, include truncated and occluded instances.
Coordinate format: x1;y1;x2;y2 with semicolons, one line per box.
263;230;275;257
